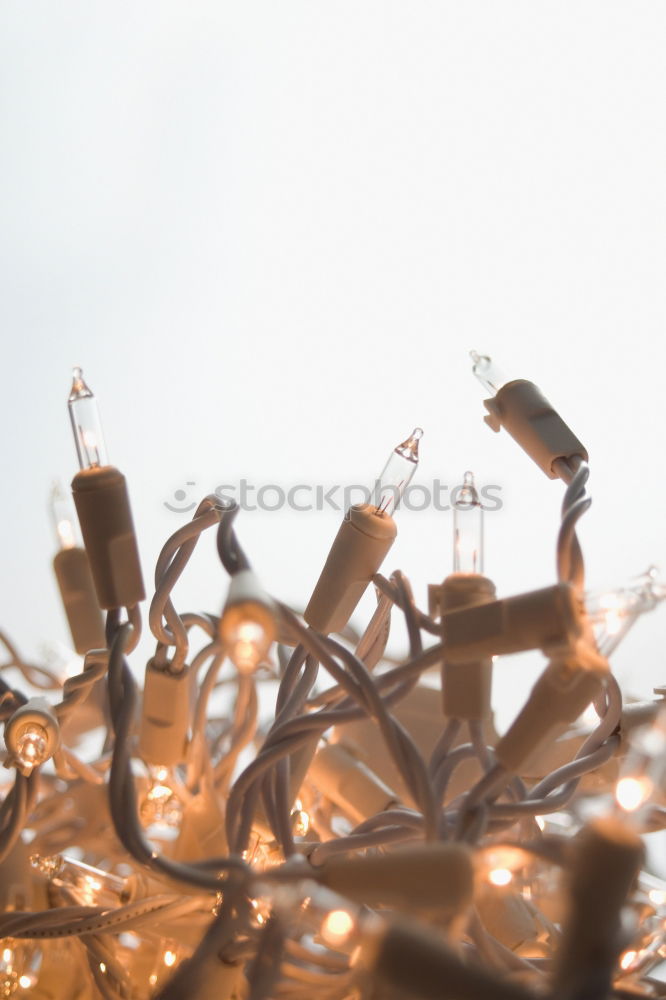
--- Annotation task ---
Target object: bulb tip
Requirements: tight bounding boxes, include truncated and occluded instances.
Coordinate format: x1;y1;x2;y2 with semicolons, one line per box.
395;427;423;463
69;366;93;403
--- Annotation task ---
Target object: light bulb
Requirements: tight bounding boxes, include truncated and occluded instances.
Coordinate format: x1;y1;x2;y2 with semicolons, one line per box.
290;800;310;837
269;883;362;956
469;350;511;396
321;909;356;948
219;570;276;673
30;854;130;907
139;766;183;829
586;568;666;656
616;776;653;813
452;471;484;574
68;367;108;470
13;725;48;771
4;700;60;775
487;868;513;887
373;428;423;517
49;482;77;550
227;620;268;673
614;708;666;817
620;949;638;971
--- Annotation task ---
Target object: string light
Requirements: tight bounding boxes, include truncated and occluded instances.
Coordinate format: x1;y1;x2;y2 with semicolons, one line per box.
0;357;665;1000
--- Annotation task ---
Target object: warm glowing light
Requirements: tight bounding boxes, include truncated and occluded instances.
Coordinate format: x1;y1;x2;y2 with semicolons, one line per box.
598;593;625;636
488;867;513;887
14;724;49;770
620;950;637;971
19;976;32;990
229;620;266;673
56;519;76;550
616;775;652;812
99;963;106;974
2;950;12;966
163;950;177;968
140;767;183;828
149;974;157;986
321;909;355;947
290;800;310;837
649;888;666;906
580;703;600;728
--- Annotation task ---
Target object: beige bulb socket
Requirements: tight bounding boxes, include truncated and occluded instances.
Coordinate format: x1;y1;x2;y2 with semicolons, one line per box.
71;466;145;611
431;573;497;720
304;504;397;635
483;379;588;479
53;546;105;655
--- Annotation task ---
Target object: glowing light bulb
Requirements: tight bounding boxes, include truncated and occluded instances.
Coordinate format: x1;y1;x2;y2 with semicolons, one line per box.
470;351;511;396
68;367;108;470
585;568;666;657
13;725;48;771
227;620;268;674
452;471;484;574
220;570;276;673
615;775;653;813
320;909;356;948
373;428;423;517
5;700;60;775
30;854;130;907
487;868;513;887
290;800;310;837
140;766;183;829
50;482;77;550
620;949;638;971
163;950;177;968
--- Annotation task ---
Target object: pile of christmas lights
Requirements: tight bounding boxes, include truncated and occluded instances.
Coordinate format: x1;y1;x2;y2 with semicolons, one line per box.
1;355;666;1000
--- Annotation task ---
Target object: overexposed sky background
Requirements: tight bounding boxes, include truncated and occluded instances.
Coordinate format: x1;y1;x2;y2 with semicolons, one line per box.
1;2;665;726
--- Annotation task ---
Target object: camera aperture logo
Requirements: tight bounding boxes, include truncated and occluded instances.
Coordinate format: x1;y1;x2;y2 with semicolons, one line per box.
163;480;503;514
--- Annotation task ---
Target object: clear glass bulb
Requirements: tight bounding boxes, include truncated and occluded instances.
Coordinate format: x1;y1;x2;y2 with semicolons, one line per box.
49;481;77;550
614;708;666;820
68;367;108;470
469;350;510;396
139;766;183;830
452;471;484;574
585;567;666;657
227;619;269;674
373;428;423;517
13;724;49;771
30;853;129;907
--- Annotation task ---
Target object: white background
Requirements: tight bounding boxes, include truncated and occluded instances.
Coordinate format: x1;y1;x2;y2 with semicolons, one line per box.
1;2;665;727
